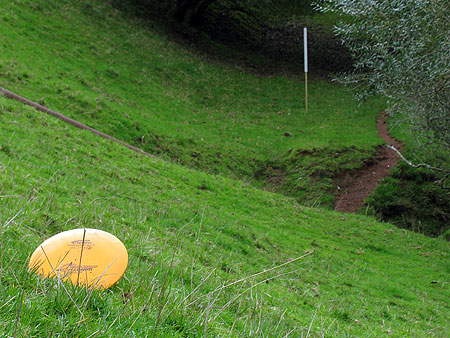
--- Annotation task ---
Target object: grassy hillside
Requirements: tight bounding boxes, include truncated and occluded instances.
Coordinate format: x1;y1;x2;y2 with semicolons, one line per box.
1;94;450;337
0;0;385;207
1;0;449;336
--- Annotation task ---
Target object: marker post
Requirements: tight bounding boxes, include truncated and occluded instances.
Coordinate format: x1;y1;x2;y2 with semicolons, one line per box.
304;27;308;113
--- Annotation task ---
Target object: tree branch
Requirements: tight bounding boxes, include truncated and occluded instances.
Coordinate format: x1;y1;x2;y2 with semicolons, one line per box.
387;145;450;174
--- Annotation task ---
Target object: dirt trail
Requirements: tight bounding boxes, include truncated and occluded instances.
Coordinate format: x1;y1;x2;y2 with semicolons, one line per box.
2;87;403;213
334;112;403;213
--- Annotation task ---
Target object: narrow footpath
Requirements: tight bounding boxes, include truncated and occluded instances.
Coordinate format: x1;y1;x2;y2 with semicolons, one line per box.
334;113;403;213
1;88;403;214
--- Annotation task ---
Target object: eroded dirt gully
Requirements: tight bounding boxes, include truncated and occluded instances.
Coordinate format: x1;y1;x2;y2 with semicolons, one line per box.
334;112;403;213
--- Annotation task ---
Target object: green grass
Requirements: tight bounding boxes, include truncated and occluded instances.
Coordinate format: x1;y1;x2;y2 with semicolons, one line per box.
0;0;385;207
1;0;449;336
1;88;450;337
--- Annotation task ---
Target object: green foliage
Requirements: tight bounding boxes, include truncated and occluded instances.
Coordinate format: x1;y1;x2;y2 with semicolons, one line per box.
317;0;450;173
365;114;450;238
127;0;216;25
443;229;450;242
365;164;450;236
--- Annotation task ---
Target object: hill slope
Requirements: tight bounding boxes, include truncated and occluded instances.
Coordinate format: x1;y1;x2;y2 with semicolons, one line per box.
1;94;449;337
1;0;449;336
0;0;385;207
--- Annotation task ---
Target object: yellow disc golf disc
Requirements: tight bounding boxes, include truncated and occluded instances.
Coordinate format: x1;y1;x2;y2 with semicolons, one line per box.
29;228;128;289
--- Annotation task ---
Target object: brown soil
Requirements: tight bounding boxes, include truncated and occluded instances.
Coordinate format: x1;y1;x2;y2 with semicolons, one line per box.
334;112;403;213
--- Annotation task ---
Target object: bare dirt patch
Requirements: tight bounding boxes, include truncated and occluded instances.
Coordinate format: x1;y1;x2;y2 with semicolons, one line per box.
334;112;403;213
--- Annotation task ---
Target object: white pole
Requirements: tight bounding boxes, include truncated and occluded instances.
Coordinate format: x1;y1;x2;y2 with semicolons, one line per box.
304;27;308;113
